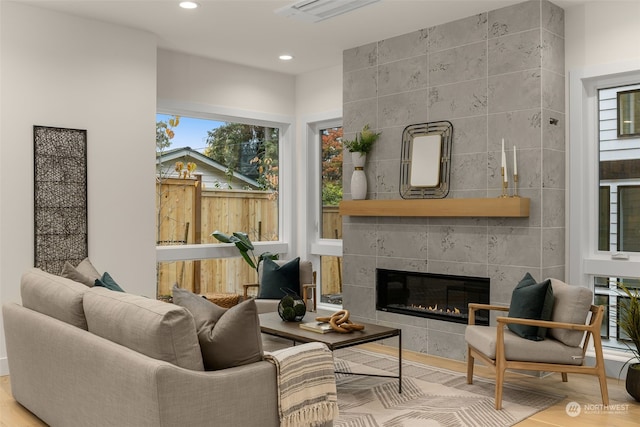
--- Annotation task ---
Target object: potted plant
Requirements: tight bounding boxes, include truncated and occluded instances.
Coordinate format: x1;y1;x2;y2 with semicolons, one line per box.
342;124;381;200
211;230;278;275
342;124;381;154
617;282;640;401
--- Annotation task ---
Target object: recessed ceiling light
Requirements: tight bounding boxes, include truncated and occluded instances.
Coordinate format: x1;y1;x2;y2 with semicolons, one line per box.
179;1;199;9
279;54;294;61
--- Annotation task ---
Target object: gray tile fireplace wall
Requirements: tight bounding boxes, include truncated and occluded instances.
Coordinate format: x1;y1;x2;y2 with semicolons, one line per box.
341;0;565;360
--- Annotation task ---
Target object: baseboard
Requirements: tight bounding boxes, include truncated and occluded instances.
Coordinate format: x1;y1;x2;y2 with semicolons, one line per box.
0;356;9;376
587;349;631;380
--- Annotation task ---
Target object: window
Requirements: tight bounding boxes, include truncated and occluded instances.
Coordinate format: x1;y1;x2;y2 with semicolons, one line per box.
598;186;610;251
320;125;343;304
155;110;290;297
571;68;640;357
617;186;640;251
308;119;343;308
320;126;343;239
595;84;640;348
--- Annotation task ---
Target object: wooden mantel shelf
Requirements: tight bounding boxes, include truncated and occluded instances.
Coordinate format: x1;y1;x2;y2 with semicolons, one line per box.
339;197;530;217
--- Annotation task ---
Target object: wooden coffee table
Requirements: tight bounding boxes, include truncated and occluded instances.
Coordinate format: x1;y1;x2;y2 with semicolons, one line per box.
259;311;402;392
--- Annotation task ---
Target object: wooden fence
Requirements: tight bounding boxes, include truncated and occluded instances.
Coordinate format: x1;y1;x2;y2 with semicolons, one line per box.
156;177;342;298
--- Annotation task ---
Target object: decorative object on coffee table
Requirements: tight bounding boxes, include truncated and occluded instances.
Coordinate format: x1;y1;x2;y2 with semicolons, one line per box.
316;309;365;333
278;291;306;322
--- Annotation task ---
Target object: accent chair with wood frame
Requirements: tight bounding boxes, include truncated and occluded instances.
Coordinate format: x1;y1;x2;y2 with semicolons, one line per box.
465;278;609;410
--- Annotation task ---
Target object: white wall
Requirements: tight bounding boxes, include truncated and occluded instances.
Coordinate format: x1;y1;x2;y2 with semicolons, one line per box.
157;49;296;118
564;1;640;281
565;1;640;71
294;66;343;260
0;2;158;375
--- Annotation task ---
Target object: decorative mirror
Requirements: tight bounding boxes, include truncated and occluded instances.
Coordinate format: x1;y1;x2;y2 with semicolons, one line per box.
400;121;453;199
618;88;640;138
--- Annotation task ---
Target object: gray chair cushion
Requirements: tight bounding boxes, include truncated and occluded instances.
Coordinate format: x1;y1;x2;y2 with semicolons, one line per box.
548;278;593;347
173;286;264;370
84;287;204;371
465;325;585;365
21;268;89;330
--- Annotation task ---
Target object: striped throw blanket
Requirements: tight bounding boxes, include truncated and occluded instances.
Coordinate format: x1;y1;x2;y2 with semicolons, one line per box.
263;342;338;427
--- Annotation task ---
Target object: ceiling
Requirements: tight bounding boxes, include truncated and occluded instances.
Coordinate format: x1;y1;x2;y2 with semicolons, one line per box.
15;0;579;75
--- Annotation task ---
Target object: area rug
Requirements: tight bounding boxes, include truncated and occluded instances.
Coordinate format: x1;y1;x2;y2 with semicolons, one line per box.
333;347;565;427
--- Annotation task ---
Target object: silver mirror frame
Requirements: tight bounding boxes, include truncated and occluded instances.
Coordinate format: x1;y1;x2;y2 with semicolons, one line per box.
399;121;453;199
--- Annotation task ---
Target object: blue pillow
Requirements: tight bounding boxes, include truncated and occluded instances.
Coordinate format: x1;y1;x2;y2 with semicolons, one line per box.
507;273;554;341
258;258;300;299
94;271;125;292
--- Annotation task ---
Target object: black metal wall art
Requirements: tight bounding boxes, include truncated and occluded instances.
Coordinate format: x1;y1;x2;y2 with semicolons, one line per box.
34;126;88;274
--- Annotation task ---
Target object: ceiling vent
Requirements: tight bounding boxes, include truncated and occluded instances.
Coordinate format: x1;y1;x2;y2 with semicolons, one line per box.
275;0;380;23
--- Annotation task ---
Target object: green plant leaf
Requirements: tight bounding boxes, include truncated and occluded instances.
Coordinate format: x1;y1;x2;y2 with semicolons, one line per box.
239;250;256;270
211;230;232;243
232;232;254;251
616;281;640;371
210;229;259;272
258;252;279;264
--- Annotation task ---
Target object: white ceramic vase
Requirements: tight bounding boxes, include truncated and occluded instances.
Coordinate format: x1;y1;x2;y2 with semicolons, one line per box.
351;152;367;200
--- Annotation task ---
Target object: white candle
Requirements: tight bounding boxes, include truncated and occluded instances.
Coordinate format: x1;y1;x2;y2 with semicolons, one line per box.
513;145;518;176
501;138;507;181
503;154;508;182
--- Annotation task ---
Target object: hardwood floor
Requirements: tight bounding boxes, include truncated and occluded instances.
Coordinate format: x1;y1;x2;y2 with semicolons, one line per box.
1;342;638;426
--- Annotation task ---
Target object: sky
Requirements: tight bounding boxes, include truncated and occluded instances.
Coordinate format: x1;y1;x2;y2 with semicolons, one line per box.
157;114;224;152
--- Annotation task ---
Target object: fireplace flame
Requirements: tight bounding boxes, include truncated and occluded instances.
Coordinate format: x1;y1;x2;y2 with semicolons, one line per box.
412;304;462;316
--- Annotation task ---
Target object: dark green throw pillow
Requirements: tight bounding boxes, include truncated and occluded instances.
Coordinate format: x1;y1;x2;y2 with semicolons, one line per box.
94;272;125;292
507;273;554;341
258;257;300;299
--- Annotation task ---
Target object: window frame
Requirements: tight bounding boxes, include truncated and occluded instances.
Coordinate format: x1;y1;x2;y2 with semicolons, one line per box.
303;113;343;309
155;100;294;263
569;60;640;362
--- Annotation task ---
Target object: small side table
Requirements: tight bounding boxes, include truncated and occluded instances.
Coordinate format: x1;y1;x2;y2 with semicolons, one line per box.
203;293;240;308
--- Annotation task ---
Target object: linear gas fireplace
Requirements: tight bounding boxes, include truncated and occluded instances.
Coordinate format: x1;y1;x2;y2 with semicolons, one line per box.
376;269;490;325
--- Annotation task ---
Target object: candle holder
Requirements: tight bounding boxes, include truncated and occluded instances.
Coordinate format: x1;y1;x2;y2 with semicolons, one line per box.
512;174;520;198
500;167;509;198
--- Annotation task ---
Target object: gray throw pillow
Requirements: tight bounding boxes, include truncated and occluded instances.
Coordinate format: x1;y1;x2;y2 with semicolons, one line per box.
61;258;101;287
507;273;554;341
172;286;263;370
548;278;593;347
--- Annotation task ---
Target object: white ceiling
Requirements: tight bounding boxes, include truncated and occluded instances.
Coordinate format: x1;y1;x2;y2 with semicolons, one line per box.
15;0;579;75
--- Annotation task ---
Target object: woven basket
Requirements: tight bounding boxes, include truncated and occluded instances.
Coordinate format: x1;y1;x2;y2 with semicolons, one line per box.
204;293;240;308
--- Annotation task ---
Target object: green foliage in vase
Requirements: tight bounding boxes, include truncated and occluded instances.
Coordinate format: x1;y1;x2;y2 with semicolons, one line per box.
342;124;381;154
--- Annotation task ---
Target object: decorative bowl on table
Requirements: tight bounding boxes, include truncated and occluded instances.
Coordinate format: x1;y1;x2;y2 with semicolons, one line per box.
278;293;306;322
